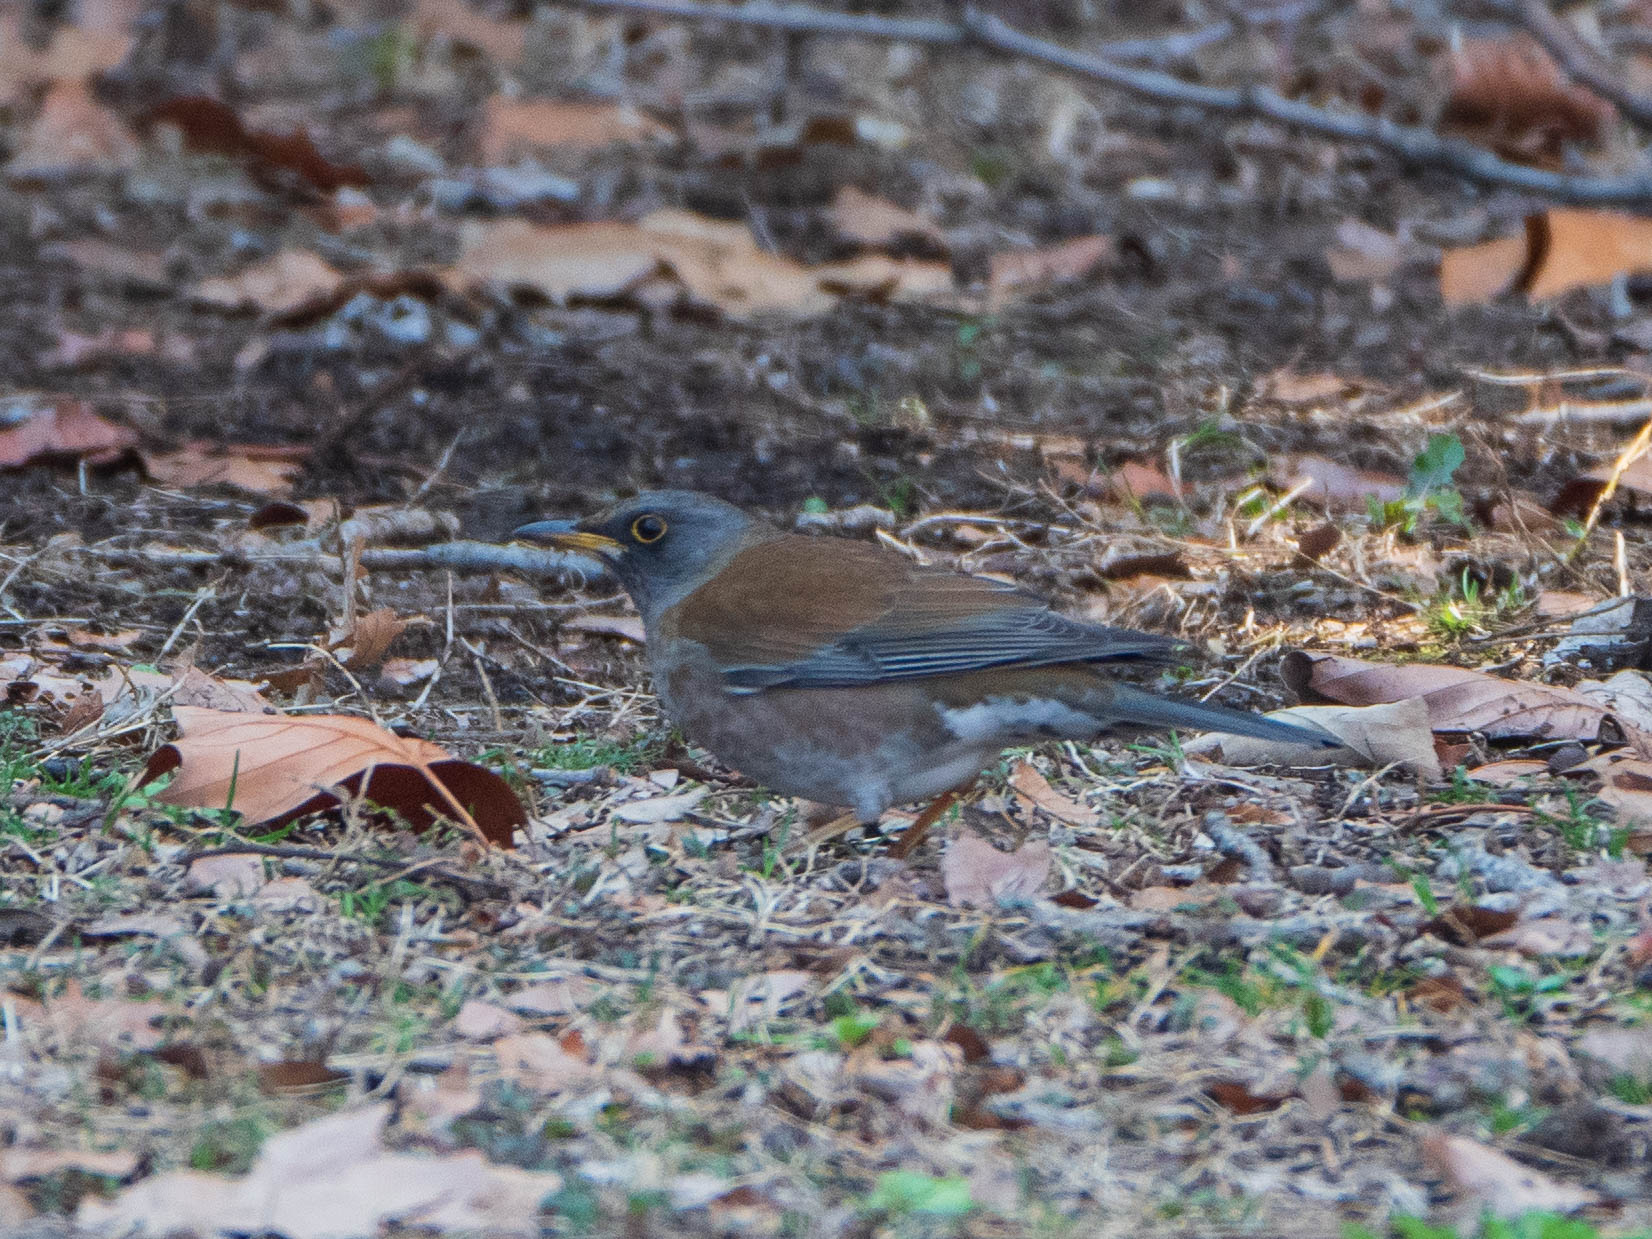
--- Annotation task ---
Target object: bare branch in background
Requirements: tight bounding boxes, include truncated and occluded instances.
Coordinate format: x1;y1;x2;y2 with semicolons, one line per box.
558;0;1652;205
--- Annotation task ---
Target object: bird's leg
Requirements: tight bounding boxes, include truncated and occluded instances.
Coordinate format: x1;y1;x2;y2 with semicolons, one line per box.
781;806;865;857
888;782;973;859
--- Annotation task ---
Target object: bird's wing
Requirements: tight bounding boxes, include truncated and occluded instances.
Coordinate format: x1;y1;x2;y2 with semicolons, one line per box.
667;534;1181;691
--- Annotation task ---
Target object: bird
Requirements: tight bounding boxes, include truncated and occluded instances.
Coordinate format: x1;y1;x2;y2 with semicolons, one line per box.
516;490;1333;855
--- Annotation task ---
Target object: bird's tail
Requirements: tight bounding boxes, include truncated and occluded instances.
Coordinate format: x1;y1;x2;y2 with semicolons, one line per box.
1103;682;1339;748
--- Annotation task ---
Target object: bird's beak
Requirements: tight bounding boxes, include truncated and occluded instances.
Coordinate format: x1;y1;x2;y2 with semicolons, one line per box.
512;519;623;557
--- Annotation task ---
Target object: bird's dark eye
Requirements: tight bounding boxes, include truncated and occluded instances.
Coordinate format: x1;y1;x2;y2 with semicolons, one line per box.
631;514;667;544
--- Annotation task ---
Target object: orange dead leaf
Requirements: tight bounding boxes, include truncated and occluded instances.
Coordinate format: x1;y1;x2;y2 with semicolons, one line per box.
327;608;411;670
1270;455;1407;511
941;833;1051;908
986;234;1112;306
1443;35;1612;156
192;251;347;316
478;97;672;161
1282;651;1610;740
143;707;524;846
826;186;947;253
413;0;526;64
142;441;304;497
7;81;139;182
0;395;137;468
1007;760;1096;828
1439;233;1529;306
143;95;368;193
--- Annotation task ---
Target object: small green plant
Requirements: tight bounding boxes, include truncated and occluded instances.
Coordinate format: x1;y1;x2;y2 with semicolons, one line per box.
864;1171;974;1219
188;1115;271;1174
1347;1212;1652;1238
1369;433;1469;535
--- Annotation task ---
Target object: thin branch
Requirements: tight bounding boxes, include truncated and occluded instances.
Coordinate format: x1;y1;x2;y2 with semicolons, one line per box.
961;7;1652;205
1474;0;1652;132
558;0;1652;204
71;539;612;582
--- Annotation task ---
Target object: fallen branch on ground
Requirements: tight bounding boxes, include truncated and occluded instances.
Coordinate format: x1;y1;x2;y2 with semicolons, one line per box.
559;0;1652;205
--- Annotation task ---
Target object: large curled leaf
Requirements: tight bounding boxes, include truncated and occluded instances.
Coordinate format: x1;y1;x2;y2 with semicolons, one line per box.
143;707;522;846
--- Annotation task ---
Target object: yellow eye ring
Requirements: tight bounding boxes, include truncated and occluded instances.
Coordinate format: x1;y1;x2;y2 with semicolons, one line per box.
631;514;667;544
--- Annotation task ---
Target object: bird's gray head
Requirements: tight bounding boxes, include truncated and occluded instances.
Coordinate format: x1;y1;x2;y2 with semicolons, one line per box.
515;490;766;627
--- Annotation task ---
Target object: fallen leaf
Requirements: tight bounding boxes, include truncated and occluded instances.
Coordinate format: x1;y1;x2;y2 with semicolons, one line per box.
1481;917;1594;956
1439;232;1529;305
327;608;410;670
827;186;947;252
414;0;526;64
1464;759;1550;785
1573;1025;1652;1077
1108;459;1181;504
613;787;707;824
722;970;814;1033
478;97;672;161
1190;698;1441;778
1420;1130;1597;1218
78;1103;560;1238
52;239;170;289
1282;651;1610;741
37;979;172;1051
192;251;347;316
1270;454;1406;510
453;1000;524;1040
1007;760;1096;827
143;707;525;846
7;82;139;182
167;666;273;713
451;218;660;303
0;395;137;468
508;975;597;1016
186;853;267;899
986;234;1112;306
492;1032;596;1092
942;834;1051;908
143;441;304;497
144;95;369;193
1443;36;1611;155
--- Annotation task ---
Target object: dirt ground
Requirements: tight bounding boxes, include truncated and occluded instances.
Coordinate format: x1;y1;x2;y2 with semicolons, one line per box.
7;1;1652;1237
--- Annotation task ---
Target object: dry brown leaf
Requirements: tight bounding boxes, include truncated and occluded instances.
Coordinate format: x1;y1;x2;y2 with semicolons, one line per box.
1107;459;1181;504
1270;454;1406;510
640;208;836;319
78;1103;560;1238
1282;651;1610;741
7;82;139;181
53;238;170;288
1464;759;1551;785
36;979;171;1051
379;657;439;689
1481;917;1594;956
143;441;303;497
1007;760;1096;827
492;1032;596;1092
143;706;524;846
1529;209;1652;300
451;218;660;303
986;234;1112;306
1439;232;1529;305
1443;36;1612;154
168;666;273;713
186;853;266;899
942;833;1051;908
453;1000;525;1040
0;395;137;468
1420;1130;1597;1218
826;185;947;252
1260;371;1371;405
192;251;346;316
327;608;410;670
413;0;526;64
478;97;672;161
1190;698;1441;778
144;95;369;193
813;254;955;303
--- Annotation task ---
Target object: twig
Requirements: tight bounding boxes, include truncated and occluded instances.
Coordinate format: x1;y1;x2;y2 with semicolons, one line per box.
70;539;611;582
1574;412;1652;557
1474;0;1652;132
959;8;1652;205
560;0;1652;204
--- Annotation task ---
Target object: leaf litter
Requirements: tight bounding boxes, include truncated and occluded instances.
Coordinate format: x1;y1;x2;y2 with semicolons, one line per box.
11;0;1652;1234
